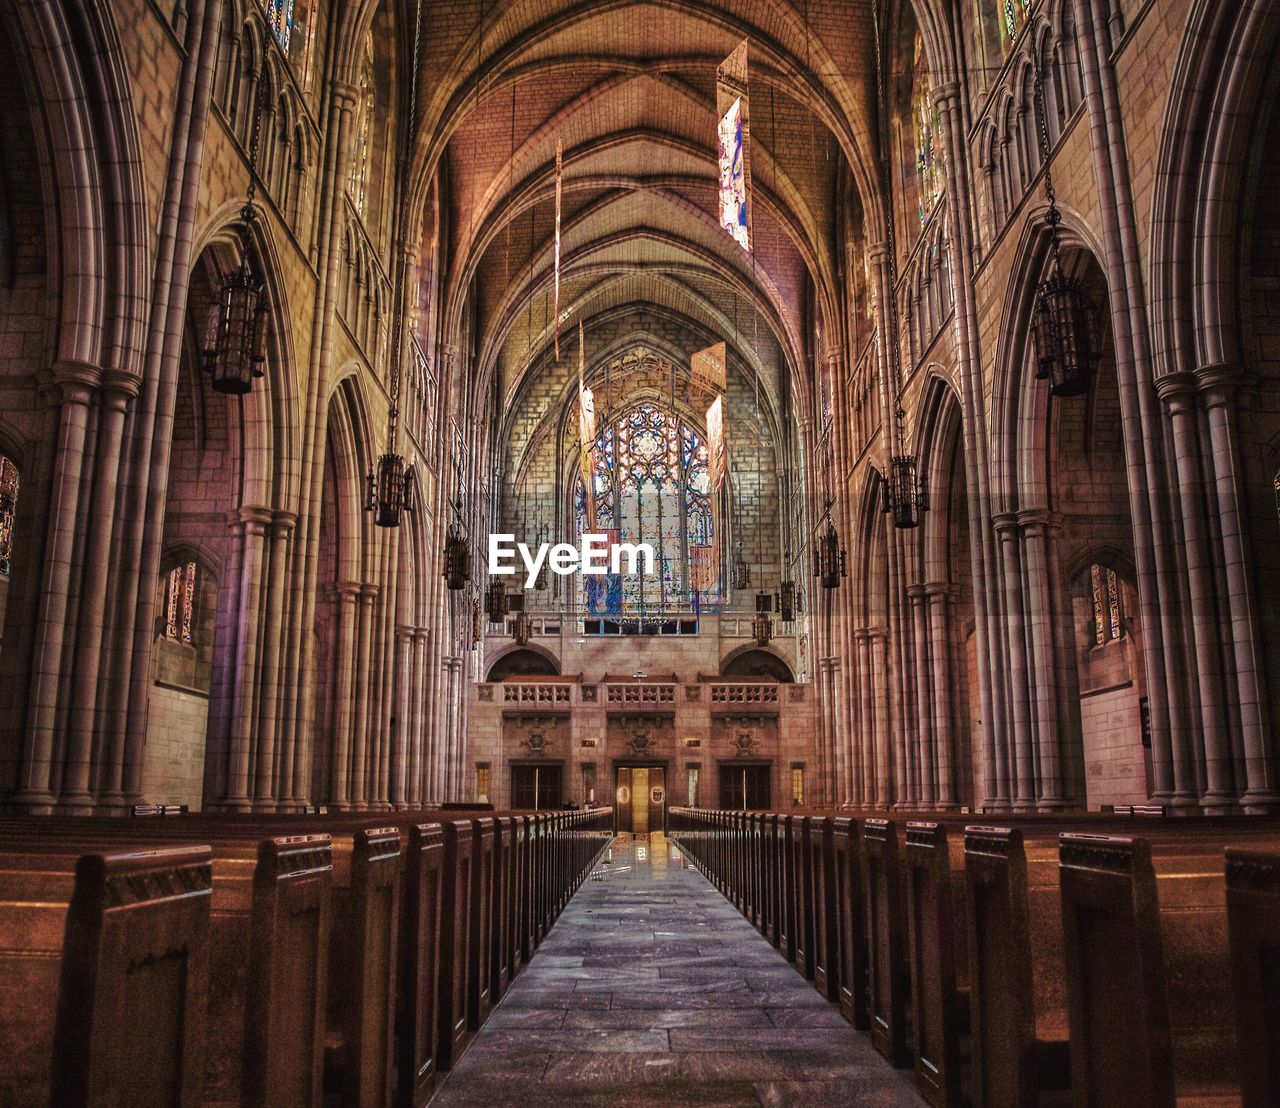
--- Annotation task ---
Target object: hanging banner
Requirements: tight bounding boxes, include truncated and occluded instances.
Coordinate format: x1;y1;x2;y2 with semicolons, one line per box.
577;321;596;529
716;40;751;252
690;545;718;593
554;137;563;361
706;394;726;493
691;341;726;396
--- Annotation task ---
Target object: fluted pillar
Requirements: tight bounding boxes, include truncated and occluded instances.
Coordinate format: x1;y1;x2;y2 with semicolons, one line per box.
1198;364;1279;811
13;366;99;812
907;583;936;808
392;627;413;808
408;628;428;806
869;630;892;807
330;581;361;808
923;583;957;809
257;510;296;808
1157;373;1233;811
64;372;137;812
1018;510;1067;808
350;582;378;808
994;513;1035;809
221;507;272;810
854;629;873;807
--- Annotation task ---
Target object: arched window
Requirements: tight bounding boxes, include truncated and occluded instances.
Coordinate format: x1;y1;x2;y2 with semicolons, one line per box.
912;34;943;225
261;0;293;50
0;455;18;577
1089;562;1121;645
165;561;199;644
574;402;714;615
1001;0;1026;48
349;31;375;214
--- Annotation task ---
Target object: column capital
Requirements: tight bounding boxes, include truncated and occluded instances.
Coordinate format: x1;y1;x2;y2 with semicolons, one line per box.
239;505;274;530
1154;370;1199;410
330;80;360;110
905;582;928;601
1015;506;1056;534
336;579;363;600
101;368;142;401
992;511;1020;537
921;580;950;599
932;80;962;109
50;358;102;392
270;508;298;534
360;582;381;600
1195;362;1242;407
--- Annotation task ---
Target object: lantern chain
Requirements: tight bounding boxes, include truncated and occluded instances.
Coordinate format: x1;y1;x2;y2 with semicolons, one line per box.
1029;41;1063;261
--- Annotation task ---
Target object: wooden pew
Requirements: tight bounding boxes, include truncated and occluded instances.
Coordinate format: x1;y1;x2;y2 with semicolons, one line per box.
396;823;443;1108
1057;832;1262;1106
1224;847;1280;1108
862;817;913;1067
0;829;332;1108
436;819;473;1072
810;815;839;1002
831;816;871;1030
0;844;213;1108
903;821;970;1108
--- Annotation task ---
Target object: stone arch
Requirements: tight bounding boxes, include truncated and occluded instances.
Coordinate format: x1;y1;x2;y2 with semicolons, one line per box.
719;646;794;683
485;644;561;682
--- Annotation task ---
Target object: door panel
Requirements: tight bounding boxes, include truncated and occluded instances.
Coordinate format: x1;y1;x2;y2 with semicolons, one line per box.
718;763;771;810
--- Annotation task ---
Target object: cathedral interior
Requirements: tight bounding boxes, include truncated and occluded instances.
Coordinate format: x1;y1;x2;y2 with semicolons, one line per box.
0;0;1279;1104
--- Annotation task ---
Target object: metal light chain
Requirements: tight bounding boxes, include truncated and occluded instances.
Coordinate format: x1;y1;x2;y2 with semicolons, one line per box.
1029;41;1063;258
243;52;270;229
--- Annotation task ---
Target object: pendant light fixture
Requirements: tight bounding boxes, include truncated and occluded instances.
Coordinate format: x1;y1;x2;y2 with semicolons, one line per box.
1029;47;1097;397
752;588;774;647
871;0;927;529
443;497;471;590
485;580;508;624
813;514;846;590
777;576;798;622
365;0;424;527
202;56;270;395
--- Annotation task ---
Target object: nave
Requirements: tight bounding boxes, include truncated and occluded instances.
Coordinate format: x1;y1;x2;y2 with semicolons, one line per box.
432;835;920;1107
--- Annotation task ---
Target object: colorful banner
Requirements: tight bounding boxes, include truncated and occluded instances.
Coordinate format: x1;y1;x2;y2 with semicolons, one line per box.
691;341;726;396
577;321;596;529
706;394;726;493
716;40;751;252
554;137;563;360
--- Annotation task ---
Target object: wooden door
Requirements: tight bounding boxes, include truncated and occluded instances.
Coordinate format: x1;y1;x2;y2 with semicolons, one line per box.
511;764;562;810
718;763;771;809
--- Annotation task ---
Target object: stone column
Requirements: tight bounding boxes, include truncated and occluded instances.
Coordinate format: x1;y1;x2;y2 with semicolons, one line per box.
994;513;1035;809
1157;373;1233;811
13;366;98;812
907;583;936;807
64;372;137;812
855;629;874;807
408;628;428;806
392;627;414;808
330;581;361;808
1018;510;1067;809
223;507;272;810
924;583;957;809
256;510;296;808
869;629;892;807
351;582;379;808
1198;365;1279;811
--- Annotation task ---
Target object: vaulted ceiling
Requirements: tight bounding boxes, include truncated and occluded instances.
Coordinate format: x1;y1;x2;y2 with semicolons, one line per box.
410;0;882;460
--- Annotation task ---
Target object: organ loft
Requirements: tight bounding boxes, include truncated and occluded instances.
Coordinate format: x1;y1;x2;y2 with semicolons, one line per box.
0;0;1277;1104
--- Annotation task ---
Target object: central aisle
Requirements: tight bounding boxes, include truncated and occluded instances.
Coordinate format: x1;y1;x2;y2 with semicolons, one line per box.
431;836;923;1107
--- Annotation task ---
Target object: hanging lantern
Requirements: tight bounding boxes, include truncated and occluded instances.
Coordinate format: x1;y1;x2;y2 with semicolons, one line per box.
755;590;773;615
443;520;471;590
1032;267;1097;398
513;610;532;645
485;581;509;624
777;579;798;622
202;252;268;395
888;454;928;529
471;599;483;645
366;450;414;528
813;522;846;589
751;610;774;647
732;556;751;591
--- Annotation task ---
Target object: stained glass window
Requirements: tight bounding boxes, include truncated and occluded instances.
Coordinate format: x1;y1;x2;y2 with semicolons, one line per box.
165;561;198;644
1001;0;1026;47
349;31;375;214
0;456;18;577
574;403;714;615
912;34;944;225
1089;563;1121;646
261;0;294;51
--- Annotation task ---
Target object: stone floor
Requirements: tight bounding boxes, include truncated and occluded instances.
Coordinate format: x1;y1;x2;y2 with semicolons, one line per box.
430;835;924;1107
